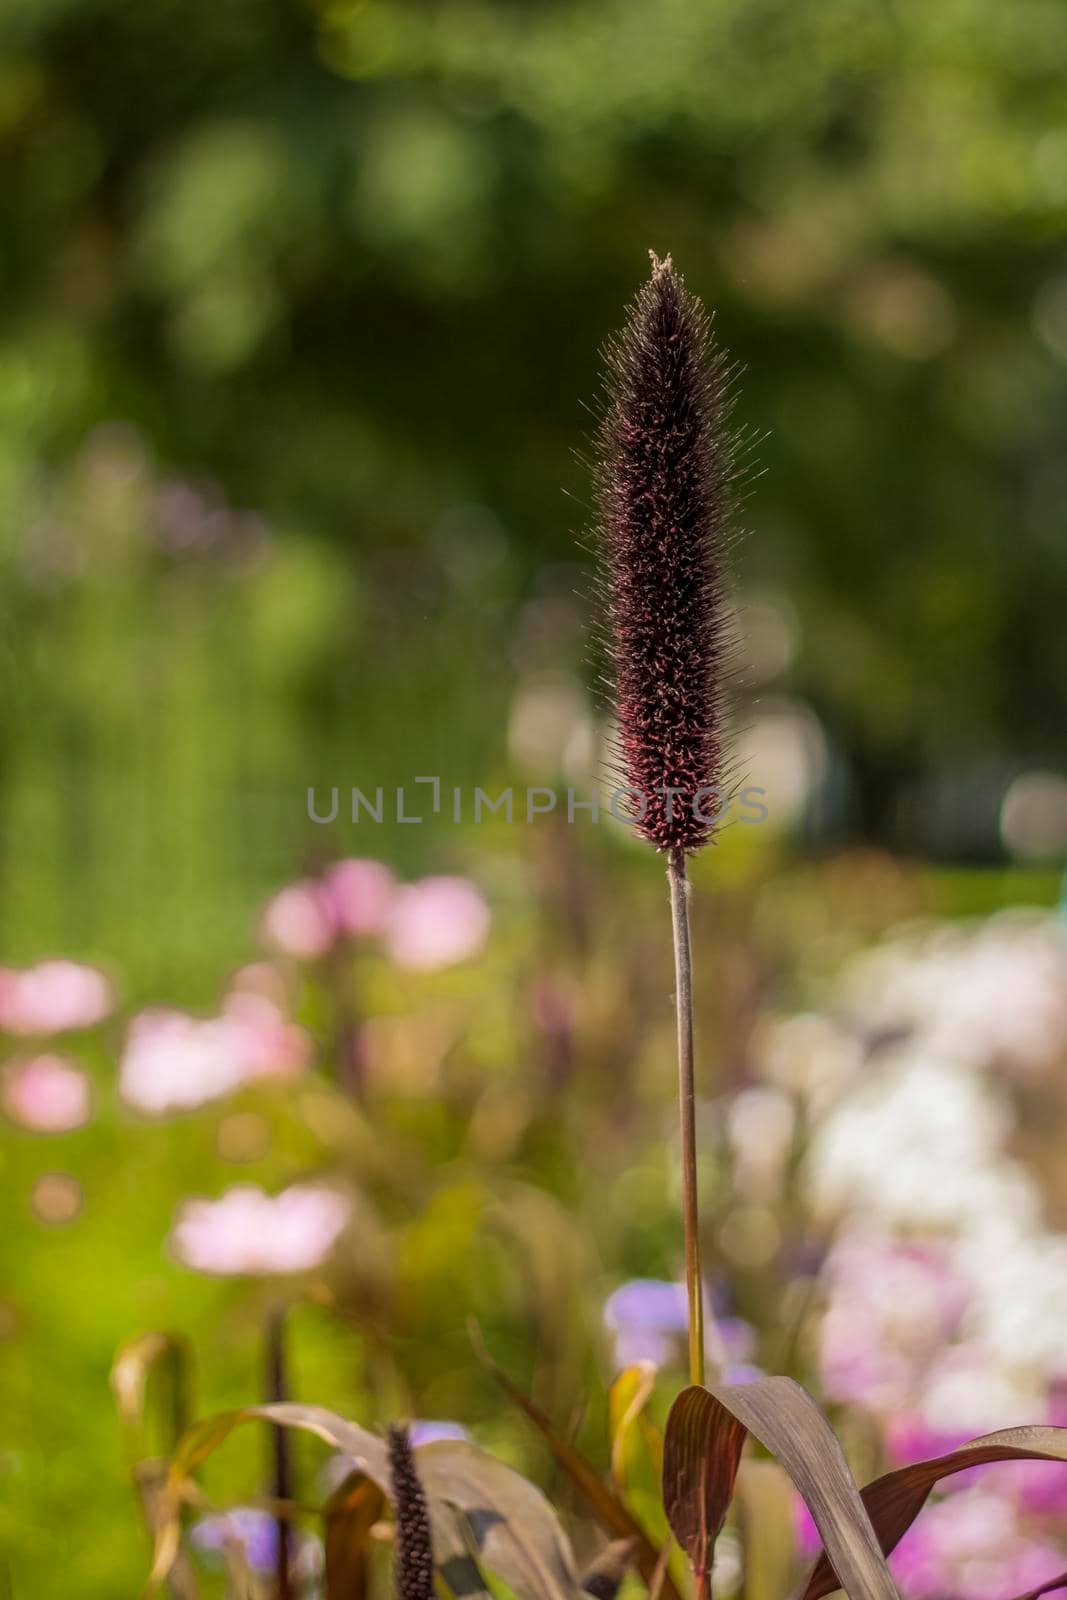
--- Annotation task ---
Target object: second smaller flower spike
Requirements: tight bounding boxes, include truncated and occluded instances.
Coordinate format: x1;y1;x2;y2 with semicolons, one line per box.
387;1425;436;1600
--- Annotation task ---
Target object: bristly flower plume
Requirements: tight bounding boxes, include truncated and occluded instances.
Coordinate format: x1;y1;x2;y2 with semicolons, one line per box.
387;1424;435;1600
595;251;737;854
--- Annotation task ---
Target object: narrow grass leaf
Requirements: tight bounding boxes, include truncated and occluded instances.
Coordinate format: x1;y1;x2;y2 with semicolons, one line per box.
484;1357;683;1600
664;1381;899;1600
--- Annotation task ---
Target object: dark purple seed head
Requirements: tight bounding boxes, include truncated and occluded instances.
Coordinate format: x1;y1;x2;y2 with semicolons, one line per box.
387;1424;435;1600
594;252;738;854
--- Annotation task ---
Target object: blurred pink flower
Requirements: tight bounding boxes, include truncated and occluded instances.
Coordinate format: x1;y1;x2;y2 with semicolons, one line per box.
221;991;311;1079
229;962;292;1007
2;1055;91;1132
171;1183;350;1275
0;961;113;1035
885;1414;974;1469
386;876;490;971
120;995;310;1115
262;881;335;960
984;1458;1067;1518
321;859;396;937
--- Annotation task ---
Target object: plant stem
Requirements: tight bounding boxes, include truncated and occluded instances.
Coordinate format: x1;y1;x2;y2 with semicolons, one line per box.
266;1306;294;1600
667;846;705;1388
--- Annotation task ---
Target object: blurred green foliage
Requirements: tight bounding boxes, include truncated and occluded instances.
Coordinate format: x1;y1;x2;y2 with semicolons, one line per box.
1;0;1067;982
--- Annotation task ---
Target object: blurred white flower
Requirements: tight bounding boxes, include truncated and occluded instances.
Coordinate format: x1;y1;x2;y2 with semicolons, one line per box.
120;993;310;1114
754;1013;862;1113
842;915;1067;1076
805;1052;1037;1236
727;1085;796;1195
0;961;113;1035
1;1055;91;1132
171;1183;350;1275
386;876;490;971
958;1232;1067;1377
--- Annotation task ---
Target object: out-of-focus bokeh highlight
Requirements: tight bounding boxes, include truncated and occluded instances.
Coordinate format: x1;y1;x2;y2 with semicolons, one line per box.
2;0;1067;1593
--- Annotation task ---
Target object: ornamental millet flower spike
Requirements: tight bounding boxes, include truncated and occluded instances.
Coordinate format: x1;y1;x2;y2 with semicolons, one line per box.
387;1424;436;1600
594;252;739;1387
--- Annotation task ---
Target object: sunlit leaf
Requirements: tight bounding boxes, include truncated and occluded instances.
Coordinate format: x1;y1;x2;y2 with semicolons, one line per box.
663;1381;898;1600
112;1331;194;1463
417;1439;583;1600
801;1425;1067;1600
112;1334;199;1600
733;1459;797;1600
608;1364;660;1491
145;1404;389;1596
144;1402;583;1600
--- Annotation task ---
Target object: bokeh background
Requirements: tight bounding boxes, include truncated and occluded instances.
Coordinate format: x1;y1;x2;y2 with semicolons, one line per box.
3;0;1067;1595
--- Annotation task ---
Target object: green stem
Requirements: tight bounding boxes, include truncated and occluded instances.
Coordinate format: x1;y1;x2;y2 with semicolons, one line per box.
266;1306;294;1600
667;847;705;1388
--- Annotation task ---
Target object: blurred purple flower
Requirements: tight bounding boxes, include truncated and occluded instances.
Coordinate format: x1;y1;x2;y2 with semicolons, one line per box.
0;961;113;1035
192;1509;279;1571
408;1420;469;1446
722;1362;764;1385
386;877;490;971
603;1279;754;1374
1;1055;91;1132
171;1183;350;1275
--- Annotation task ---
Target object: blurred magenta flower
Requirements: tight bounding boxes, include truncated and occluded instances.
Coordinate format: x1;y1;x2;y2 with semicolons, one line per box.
1;1055;91;1132
262;880;335;961
119;994;310;1115
386;876;490;971
321;858;396;937
983;1457;1067;1518
885;1414;974;1469
794;1495;823;1562
0;961;113;1035
889;1487;1065;1600
171;1182;350;1274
